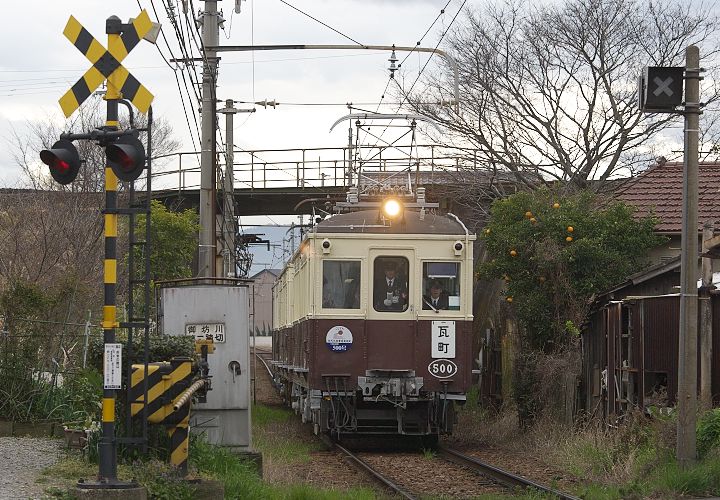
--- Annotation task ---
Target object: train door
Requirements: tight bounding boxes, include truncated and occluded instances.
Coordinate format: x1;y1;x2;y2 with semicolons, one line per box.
366;250;416;368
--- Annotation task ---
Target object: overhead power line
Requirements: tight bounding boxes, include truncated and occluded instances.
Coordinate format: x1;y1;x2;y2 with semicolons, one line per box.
278;0;365;47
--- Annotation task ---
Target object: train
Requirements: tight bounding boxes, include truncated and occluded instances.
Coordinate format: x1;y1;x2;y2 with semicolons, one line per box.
270;187;476;440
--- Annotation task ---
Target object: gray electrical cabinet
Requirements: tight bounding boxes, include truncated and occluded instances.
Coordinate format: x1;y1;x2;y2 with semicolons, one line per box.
160;283;251;450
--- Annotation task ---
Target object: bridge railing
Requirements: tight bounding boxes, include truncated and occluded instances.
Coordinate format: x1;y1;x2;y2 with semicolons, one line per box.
151;144;479;193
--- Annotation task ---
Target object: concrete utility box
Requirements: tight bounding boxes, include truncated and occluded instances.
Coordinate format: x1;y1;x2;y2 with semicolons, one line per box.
159;283;251;450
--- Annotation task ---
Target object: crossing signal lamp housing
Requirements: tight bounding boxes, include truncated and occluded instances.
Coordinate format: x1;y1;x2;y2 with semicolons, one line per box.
40;139;81;185
106;135;146;182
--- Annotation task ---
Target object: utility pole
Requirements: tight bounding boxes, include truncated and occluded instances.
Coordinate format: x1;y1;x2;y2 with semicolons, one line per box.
700;221;714;410
198;0;220;277
677;44;700;467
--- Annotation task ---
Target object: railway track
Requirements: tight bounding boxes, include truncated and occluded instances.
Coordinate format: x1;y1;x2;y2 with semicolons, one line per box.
253;347;579;499
437;445;581;500
326;438;579;499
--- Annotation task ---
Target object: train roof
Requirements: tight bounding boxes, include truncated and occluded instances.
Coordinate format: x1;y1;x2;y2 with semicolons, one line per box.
314;209;469;235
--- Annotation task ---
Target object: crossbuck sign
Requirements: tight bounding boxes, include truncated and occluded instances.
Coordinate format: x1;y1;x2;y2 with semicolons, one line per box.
638;66;684;113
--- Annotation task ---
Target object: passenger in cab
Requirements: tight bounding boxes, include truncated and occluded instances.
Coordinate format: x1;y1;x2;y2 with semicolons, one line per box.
423;280;449;310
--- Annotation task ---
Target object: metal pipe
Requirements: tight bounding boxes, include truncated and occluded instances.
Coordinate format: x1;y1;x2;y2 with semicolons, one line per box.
173;379;208;411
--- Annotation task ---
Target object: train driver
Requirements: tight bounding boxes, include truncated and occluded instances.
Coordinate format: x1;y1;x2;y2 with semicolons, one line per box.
423;280;449;310
374;259;408;311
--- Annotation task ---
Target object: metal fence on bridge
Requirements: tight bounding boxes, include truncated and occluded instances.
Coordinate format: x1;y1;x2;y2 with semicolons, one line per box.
151;144;479;193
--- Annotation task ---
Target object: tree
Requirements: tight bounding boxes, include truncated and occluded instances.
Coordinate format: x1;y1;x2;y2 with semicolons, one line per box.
134;200;199;282
479;188;665;351
407;0;720;206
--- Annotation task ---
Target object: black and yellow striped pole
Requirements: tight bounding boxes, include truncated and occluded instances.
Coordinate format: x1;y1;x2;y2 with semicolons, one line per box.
97;16;122;483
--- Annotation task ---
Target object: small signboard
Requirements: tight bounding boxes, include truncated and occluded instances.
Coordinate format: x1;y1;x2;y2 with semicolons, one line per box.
186;323;226;343
431;320;456;358
638;66;684;112
103;343;122;390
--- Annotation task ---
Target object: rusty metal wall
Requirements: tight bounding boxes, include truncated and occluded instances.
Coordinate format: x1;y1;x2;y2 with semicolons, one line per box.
584;294;720;417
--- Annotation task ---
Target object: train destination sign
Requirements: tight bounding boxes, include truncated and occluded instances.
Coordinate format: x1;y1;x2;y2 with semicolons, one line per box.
431;320;456;358
186;322;226;343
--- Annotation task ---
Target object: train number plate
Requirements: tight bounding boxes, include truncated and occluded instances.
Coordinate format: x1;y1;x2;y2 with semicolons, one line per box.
428;358;458;379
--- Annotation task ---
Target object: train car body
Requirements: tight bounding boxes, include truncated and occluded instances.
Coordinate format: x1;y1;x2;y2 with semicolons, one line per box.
271;206;475;438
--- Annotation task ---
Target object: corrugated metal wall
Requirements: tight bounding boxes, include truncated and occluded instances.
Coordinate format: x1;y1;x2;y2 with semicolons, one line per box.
584;293;720;419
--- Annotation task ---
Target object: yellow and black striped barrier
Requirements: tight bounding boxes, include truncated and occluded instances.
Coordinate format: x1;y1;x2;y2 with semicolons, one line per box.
129;357;206;474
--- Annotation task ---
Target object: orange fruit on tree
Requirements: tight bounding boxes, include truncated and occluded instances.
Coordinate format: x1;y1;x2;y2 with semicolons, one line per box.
553;202;560;209
530;217;537;223
510;249;517;257
567;226;574;232
566;236;573;242
525;211;532;218
506;296;513;303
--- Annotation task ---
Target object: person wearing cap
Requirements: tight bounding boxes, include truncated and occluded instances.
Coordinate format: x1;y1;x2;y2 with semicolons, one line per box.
423;280;449;310
374;260;408;311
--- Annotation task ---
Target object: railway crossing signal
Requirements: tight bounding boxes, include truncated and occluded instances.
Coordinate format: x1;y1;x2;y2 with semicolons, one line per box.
106;134;146;182
59;11;154;117
39;139;81;185
43;9;159;490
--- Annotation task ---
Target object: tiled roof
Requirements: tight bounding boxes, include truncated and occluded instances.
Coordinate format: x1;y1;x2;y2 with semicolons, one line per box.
613;162;720;233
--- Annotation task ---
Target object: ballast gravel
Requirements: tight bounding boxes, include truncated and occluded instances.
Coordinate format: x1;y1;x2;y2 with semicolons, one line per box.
0;437;62;499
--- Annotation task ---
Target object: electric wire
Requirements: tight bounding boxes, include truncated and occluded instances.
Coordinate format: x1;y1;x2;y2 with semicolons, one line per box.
278;0;365;47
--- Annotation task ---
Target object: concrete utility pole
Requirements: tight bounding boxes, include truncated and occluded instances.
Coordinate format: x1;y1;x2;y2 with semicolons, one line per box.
700;221;714;410
218;100;238;277
198;0;220;277
677;45;700;467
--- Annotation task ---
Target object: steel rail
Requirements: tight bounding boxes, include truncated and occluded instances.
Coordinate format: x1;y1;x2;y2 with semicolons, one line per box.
253;349;275;381
332;441;417;500
438;446;581;500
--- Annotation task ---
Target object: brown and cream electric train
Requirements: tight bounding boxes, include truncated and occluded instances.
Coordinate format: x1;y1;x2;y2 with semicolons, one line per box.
271;190;475;440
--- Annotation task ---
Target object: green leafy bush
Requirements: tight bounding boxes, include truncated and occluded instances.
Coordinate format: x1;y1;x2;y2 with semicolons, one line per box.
479;188;665;350
697;408;720;457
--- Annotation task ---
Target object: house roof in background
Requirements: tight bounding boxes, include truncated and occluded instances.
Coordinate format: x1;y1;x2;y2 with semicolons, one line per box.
250;268;281;280
613;162;720;233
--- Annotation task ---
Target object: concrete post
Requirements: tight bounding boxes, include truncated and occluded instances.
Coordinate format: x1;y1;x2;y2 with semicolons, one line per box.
700;222;714;410
677;45;700;467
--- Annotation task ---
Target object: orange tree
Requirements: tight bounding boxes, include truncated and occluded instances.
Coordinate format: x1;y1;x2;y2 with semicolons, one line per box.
479;189;664;352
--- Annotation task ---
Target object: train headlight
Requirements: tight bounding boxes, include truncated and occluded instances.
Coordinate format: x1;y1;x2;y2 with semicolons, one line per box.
321;238;332;254
454;240;464;256
382;198;402;218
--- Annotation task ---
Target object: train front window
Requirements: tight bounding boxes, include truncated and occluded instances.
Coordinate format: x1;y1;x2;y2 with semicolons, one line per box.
322;260;361;309
422;262;460;311
373;257;410;312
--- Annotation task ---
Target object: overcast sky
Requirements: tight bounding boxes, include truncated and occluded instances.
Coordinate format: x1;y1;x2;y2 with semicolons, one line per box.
0;0;462;185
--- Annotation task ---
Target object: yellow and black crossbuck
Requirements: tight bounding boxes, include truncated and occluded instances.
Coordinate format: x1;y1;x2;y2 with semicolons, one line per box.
59;10;154;117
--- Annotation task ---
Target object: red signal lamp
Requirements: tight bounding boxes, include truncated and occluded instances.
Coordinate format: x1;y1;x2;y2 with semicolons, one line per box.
106;135;146;182
40;139;81;185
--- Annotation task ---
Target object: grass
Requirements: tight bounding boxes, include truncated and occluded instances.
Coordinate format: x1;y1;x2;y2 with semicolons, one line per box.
252;403;324;463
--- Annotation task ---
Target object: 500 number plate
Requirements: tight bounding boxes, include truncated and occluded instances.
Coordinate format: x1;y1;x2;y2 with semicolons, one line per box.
428;358;458;379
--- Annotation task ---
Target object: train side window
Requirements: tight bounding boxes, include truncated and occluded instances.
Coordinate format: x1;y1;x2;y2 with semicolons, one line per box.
322;260;361;309
422;262;460;311
373;257;409;312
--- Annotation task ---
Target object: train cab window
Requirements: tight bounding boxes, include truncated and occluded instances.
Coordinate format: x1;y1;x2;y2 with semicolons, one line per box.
422;262;460;311
373;257;409;312
322;260;361;309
